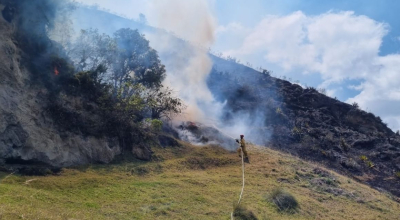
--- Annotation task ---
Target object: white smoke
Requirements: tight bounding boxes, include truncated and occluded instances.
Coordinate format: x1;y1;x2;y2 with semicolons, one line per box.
144;0;269;144
145;0;222;122
72;0;268;145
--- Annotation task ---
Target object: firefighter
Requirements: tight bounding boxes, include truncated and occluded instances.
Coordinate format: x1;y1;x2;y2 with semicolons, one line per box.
236;135;249;163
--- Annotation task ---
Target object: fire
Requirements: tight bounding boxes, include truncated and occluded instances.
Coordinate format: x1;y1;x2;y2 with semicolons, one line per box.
54;66;59;76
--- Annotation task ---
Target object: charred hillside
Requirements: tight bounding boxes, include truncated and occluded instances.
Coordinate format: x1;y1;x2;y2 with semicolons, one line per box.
1;0;399;200
209;55;400;198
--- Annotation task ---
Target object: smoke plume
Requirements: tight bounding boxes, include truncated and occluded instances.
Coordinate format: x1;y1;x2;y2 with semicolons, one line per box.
144;0;271;145
64;0;272;147
146;0;221;122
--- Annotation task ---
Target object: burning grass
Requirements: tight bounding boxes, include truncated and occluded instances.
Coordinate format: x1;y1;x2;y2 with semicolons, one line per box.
0;144;399;219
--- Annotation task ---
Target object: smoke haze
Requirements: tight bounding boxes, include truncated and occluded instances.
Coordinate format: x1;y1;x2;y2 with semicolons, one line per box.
66;0;272;146
146;0;222;122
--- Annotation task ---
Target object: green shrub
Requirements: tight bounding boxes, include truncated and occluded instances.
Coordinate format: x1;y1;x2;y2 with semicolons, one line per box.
268;188;299;213
151;119;163;132
359;156;374;168
367;161;374;168
360;155;368;161
233;204;258;220
144;118;163;132
396;172;400;179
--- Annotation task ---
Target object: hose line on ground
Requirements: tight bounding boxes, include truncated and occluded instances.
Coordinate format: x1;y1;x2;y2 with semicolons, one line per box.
231;148;245;220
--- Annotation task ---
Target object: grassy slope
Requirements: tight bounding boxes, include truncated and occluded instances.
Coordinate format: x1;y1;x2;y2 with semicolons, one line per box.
0;143;399;220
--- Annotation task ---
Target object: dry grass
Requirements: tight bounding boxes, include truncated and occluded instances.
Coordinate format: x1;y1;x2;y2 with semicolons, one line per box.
0;144;399;219
268;187;299;213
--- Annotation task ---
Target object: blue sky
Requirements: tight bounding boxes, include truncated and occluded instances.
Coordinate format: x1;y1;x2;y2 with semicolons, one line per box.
78;0;400;131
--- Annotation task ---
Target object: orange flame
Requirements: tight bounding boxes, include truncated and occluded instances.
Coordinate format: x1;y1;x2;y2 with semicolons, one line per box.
54;66;59;76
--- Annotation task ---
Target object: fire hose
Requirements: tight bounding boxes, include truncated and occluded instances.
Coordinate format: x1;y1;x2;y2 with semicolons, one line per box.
231;147;245;220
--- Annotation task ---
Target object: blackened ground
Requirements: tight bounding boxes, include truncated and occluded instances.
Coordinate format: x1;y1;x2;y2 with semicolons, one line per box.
209;55;400;198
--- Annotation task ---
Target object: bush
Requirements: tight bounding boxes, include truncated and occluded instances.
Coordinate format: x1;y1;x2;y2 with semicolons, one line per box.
396;172;400;179
233;204;258;220
359;156;374;168
307;86;317;92
360;155;368;162
262;69;271;77
268;188;299;213
352;102;359;109
150;119;163;132
318;88;327;95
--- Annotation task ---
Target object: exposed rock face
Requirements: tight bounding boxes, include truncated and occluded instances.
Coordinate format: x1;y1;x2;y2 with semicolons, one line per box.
0;3;123;170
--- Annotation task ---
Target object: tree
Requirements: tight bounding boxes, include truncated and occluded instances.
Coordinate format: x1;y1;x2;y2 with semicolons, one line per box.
352;102;359;109
144;86;185;120
68;28;183;121
68;29;117;72
112;28;166;90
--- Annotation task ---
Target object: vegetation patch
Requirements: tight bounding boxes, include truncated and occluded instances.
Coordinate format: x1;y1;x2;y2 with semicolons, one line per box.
182;156;236;170
130;163;163;176
0;145;399;219
359;156;375;168
268;188;299;213
232;204;258;220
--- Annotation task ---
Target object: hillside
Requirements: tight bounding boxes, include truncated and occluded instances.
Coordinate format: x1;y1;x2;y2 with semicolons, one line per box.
208;56;400;198
0;142;399;219
71;10;400;199
0;0;167;174
1;0;400;215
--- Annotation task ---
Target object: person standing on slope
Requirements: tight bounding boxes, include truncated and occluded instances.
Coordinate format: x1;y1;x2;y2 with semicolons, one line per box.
236;135;249;163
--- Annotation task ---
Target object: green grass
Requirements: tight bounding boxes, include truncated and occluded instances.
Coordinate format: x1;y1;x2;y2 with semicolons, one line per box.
0;144;399;219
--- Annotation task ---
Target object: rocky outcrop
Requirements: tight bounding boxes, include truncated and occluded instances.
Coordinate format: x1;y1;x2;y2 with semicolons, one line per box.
0;3;126;171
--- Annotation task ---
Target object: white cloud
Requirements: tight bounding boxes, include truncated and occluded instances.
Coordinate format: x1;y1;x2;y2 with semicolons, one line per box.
228;11;400;131
347;54;400;130
234;11;388;81
213;22;251;53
